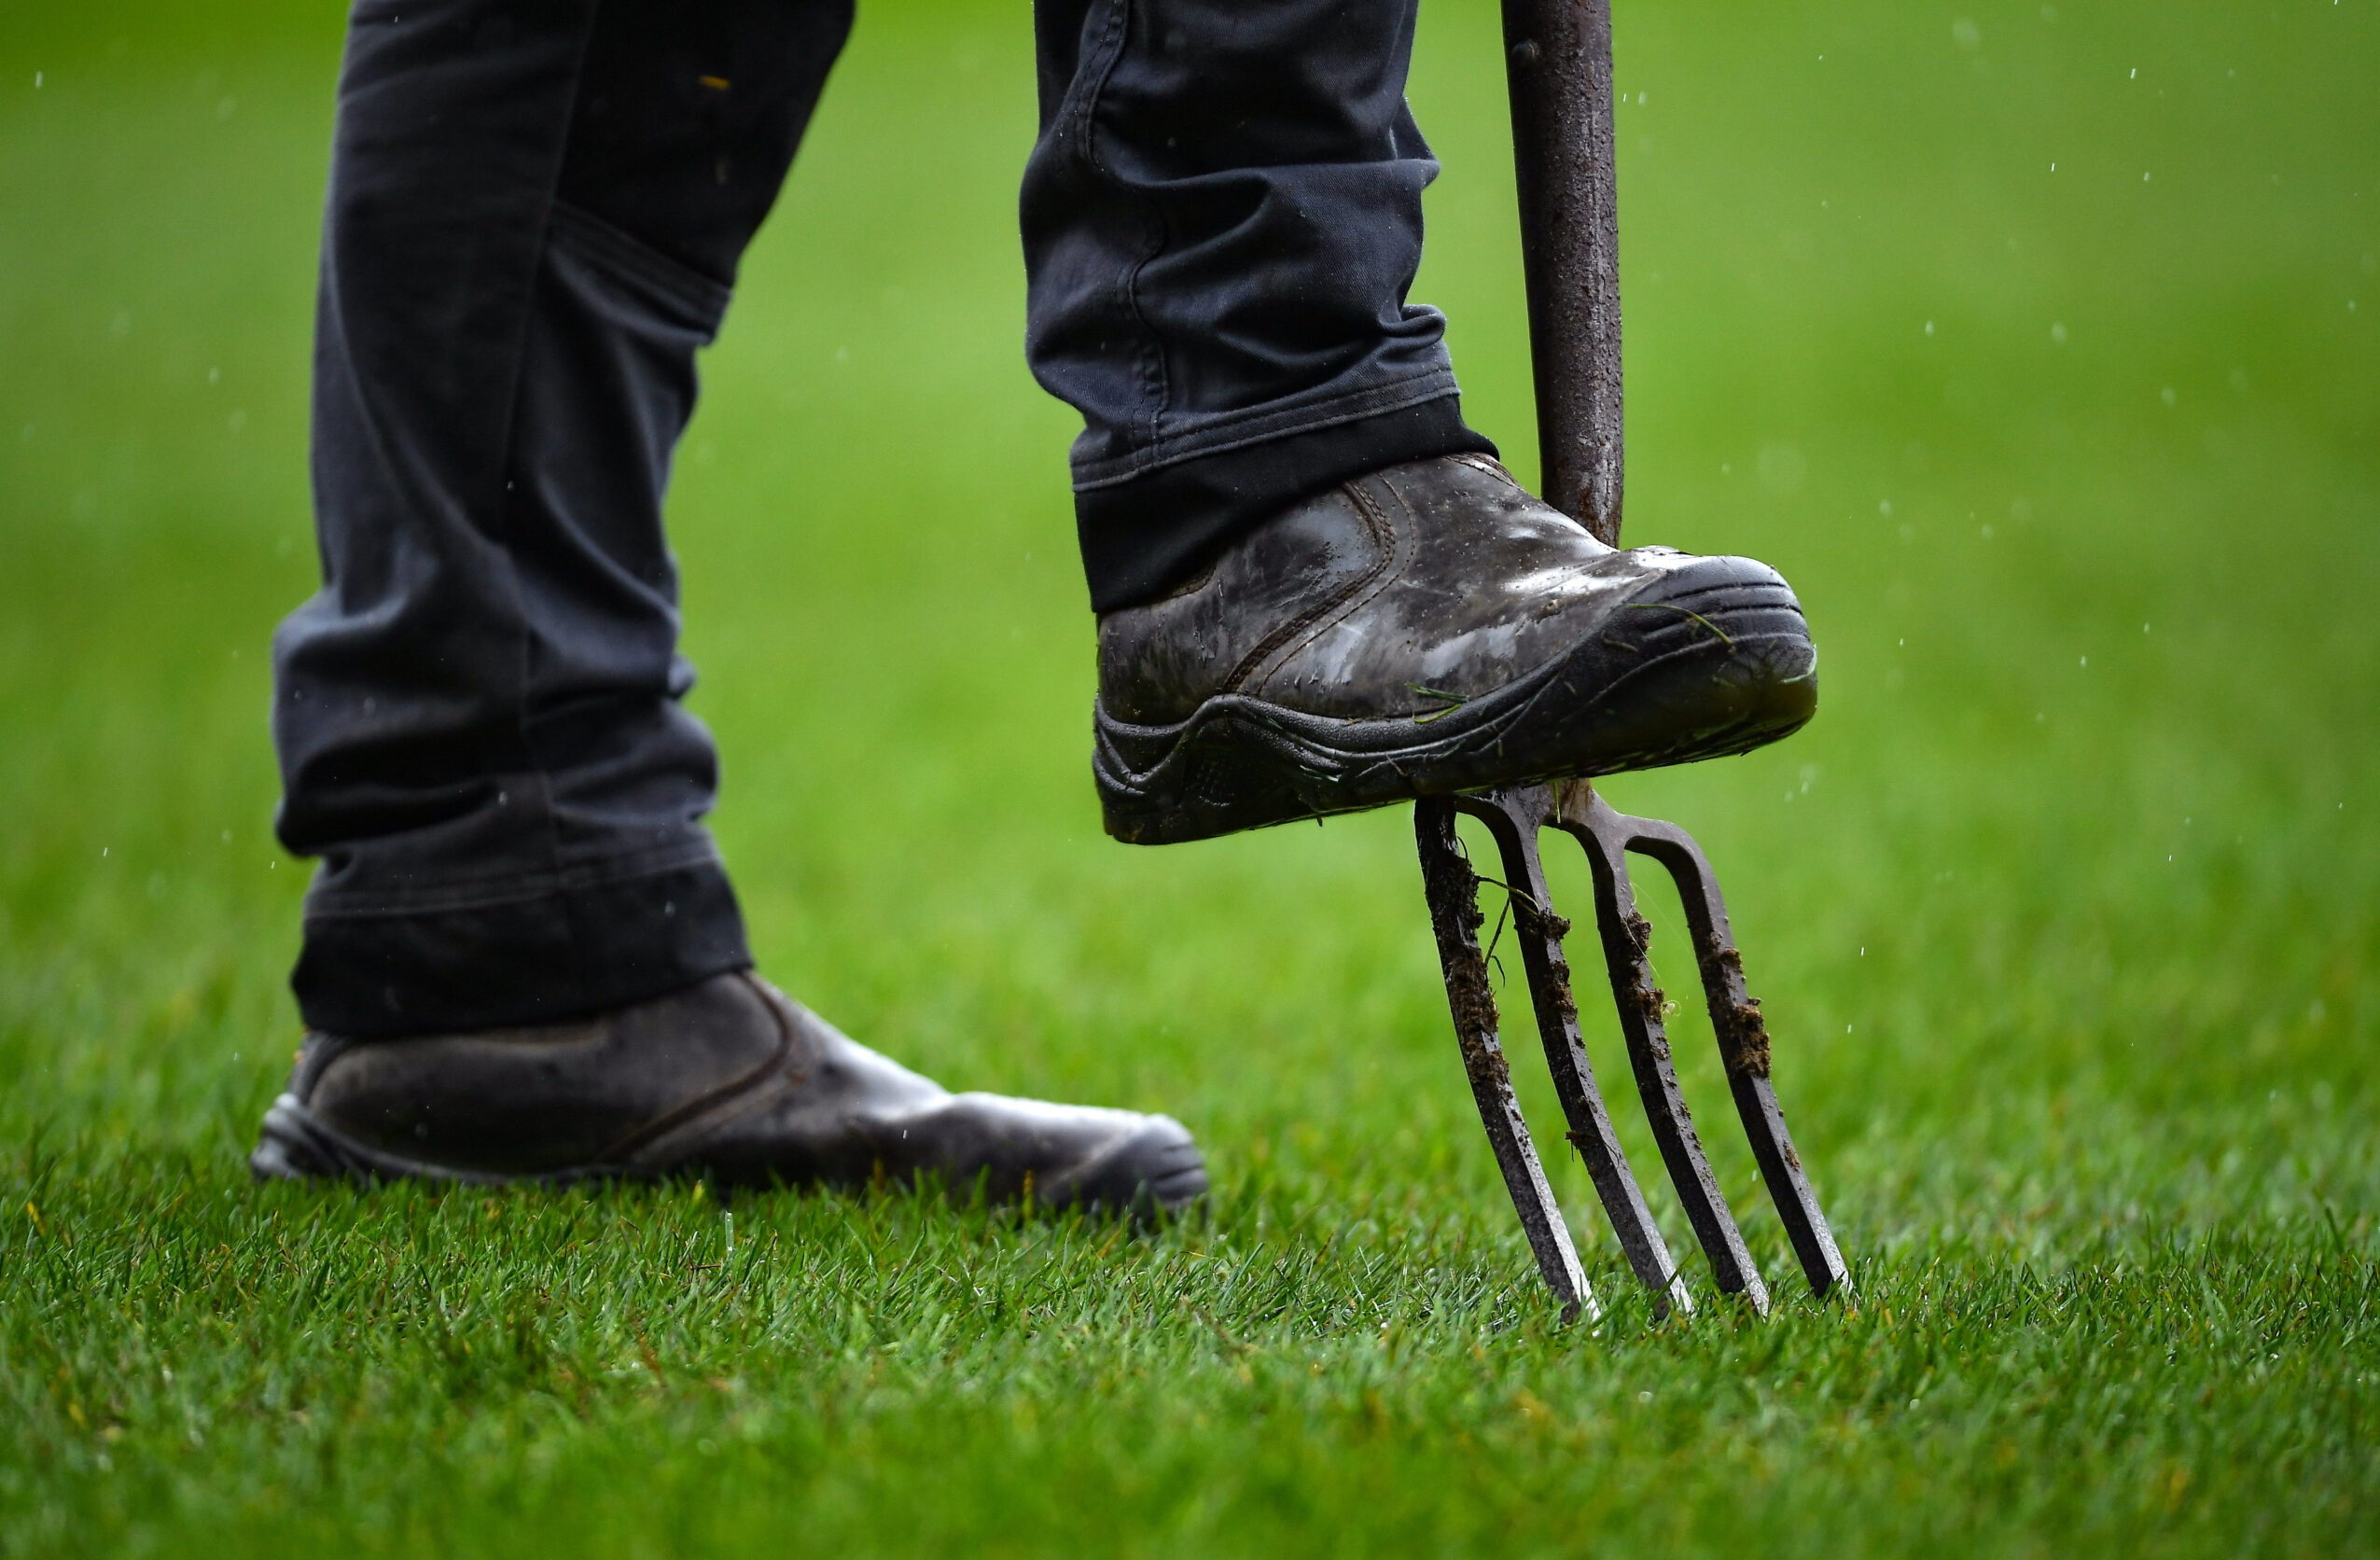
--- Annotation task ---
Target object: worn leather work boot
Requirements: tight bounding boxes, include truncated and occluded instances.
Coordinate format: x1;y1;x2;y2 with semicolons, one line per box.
250;971;1207;1214
1094;453;1819;844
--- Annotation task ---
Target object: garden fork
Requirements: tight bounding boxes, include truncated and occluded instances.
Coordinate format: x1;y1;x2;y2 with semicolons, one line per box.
1413;0;1850;1321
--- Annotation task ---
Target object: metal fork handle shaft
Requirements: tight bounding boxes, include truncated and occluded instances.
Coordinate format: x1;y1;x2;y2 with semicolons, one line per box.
1501;0;1623;543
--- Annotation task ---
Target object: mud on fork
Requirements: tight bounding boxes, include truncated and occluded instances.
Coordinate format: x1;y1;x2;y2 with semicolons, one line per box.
1414;779;1852;1321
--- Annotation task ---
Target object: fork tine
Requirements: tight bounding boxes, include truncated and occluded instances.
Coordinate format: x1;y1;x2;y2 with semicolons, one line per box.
1413;798;1595;1322
1610;811;1854;1299
1452;787;1694;1318
1552;784;1772;1314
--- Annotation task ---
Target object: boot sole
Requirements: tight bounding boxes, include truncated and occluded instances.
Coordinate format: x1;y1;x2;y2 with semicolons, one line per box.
1094;558;1818;844
250;1094;643;1187
252;1094;1211;1216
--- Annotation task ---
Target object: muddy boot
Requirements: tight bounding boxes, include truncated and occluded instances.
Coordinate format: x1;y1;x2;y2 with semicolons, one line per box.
1093;453;1819;843
250;971;1207;1215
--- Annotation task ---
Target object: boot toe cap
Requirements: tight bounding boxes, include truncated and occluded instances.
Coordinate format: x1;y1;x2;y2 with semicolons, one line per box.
1062;1113;1209;1216
930;1094;1207;1216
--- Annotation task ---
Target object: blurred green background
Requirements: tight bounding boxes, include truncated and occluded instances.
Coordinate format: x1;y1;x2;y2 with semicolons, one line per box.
2;1;2375;1554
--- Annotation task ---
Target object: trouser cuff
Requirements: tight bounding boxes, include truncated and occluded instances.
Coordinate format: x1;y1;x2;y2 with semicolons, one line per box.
291;857;752;1038
1076;395;1496;612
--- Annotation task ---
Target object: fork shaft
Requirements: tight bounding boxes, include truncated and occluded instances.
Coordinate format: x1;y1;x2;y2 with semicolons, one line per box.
1501;0;1624;542
1421;0;1845;1322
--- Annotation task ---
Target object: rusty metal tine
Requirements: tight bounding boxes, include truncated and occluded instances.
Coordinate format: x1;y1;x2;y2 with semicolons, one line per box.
1413;798;1596;1322
1549;785;1772;1313
1591;805;1854;1299
1450;787;1694;1318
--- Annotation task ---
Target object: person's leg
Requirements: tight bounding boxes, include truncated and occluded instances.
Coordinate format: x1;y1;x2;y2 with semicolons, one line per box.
1024;0;1819;844
259;0;1208;1210
273;0;852;1038
1023;0;1495;613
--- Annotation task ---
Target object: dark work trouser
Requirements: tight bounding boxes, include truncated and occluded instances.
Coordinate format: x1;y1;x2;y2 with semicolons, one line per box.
274;0;1491;1037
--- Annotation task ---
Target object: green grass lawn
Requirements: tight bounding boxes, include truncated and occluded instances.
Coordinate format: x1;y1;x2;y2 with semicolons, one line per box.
4;1;2377;1553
